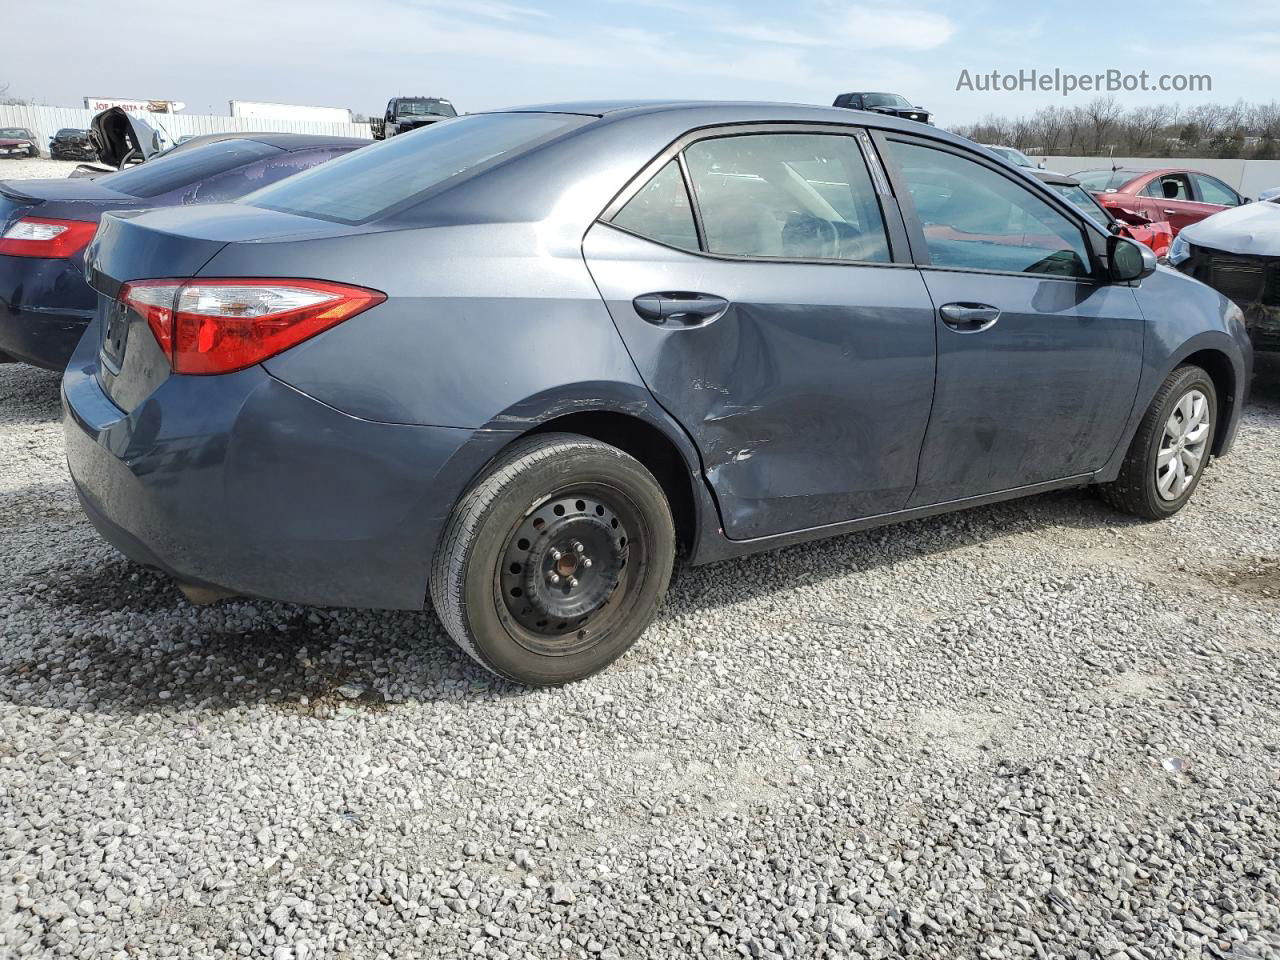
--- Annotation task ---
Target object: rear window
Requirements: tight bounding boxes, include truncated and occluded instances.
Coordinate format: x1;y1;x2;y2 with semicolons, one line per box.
100;139;280;199
246;112;588;224
1071;169;1141;191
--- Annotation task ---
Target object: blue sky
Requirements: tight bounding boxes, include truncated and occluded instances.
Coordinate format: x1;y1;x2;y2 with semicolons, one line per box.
5;0;1276;124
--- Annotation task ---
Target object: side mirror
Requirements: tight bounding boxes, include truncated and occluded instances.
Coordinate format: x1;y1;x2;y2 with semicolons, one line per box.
1108;234;1157;282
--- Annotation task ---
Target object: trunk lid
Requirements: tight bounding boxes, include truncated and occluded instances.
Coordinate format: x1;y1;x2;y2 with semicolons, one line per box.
85;204;356;412
89;107;165;168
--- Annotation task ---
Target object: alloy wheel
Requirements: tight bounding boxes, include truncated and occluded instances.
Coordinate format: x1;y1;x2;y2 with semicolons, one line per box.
1156;388;1210;501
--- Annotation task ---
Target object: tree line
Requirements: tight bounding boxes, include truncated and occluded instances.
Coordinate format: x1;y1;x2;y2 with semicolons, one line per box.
949;97;1280;160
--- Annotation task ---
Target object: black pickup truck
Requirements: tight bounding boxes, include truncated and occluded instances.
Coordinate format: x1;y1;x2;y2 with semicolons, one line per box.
370;97;458;139
832;92;931;125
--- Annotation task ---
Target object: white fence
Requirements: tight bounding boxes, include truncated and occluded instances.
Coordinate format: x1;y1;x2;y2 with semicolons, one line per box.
1045;155;1280;199
0;104;373;153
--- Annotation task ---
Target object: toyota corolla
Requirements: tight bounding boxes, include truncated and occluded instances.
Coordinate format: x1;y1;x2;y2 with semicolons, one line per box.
64;102;1252;685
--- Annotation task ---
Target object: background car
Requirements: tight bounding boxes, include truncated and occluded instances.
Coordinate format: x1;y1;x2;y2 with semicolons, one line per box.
983;144;1046;170
832;92;931;124
372;96;458;139
1171;196;1280;350
0;133;366;369
1032;169;1173;257
48;128;97;161
62;102;1249;686
1073;166;1249;236
0;127;40;159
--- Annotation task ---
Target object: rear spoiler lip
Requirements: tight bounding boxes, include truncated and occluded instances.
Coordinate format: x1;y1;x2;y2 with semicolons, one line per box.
0;184;42;205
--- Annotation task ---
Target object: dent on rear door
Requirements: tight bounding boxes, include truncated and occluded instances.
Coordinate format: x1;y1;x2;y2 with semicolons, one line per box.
583;223;938;540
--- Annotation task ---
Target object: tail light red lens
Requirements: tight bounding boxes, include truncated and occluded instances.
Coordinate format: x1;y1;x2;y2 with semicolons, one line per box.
119;278;385;375
0;217;98;258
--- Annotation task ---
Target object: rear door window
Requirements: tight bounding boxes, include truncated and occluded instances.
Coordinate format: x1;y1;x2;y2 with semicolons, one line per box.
888;140;1092;278
681;133;891;262
100;139;280;198
247;113;589;224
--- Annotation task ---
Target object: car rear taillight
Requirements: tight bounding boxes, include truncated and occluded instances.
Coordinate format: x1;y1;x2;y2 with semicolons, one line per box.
120;278;385;375
0;217;97;258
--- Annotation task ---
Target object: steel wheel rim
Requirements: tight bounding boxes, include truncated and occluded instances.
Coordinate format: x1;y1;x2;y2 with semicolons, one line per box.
494;483;645;657
1156;388;1210;501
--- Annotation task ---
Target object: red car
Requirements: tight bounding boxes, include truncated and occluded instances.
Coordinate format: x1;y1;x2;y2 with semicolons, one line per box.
1072;167;1247;236
0;127;40;159
1033;170;1173;257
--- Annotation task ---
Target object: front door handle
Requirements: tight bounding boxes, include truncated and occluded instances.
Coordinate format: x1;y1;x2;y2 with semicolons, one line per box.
633;292;729;326
1163;208;1178;215
939;302;1000;333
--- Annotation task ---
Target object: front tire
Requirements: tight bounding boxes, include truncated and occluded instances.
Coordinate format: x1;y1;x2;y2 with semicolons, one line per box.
1099;365;1216;520
430;433;675;685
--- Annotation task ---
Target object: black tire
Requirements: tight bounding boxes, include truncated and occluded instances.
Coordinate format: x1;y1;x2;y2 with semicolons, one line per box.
430;433;675;685
1099;365;1217;520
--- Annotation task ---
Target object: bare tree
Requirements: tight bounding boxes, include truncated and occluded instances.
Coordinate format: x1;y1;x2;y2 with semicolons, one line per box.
1082;96;1124;153
948;98;1280;159
0;81;27;106
1124;104;1171;155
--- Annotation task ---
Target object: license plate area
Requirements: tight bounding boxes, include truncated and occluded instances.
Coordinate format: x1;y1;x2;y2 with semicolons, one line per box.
100;297;130;372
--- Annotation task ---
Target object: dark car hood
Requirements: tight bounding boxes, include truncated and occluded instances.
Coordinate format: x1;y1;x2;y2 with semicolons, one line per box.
89;107;163;168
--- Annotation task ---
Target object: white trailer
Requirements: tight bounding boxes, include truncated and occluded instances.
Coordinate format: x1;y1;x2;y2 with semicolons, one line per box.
229;101;352;124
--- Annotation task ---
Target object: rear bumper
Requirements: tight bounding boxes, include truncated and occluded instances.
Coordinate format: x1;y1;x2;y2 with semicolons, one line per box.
0;256;94;369
62;329;513;609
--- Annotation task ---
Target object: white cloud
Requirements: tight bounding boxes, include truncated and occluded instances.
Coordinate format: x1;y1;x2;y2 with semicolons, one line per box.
719;6;955;52
830;6;954;50
407;0;550;20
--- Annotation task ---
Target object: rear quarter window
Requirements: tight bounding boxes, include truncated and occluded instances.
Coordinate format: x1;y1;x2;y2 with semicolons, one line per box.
245;113;589;224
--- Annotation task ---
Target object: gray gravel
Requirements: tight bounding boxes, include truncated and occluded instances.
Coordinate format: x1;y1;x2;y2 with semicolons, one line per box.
1;158;1279;959
0;157;87;180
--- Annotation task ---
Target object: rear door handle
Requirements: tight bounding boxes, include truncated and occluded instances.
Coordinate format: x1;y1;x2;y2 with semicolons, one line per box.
1163;208;1178;215
633;292;729;326
939;302;1000;333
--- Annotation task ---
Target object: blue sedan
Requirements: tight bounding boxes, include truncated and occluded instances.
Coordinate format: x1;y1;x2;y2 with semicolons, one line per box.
0;133;365;369
63;102;1252;684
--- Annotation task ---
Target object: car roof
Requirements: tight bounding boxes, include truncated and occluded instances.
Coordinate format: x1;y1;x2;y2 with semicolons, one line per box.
490;99;944;135
1030;169;1079;186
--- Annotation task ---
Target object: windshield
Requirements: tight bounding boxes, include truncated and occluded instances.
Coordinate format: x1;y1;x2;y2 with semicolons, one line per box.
100;139;279;198
55;129;87;137
990;146;1033;167
0;128;32;139
248;111;588;224
394;99;456;118
862;94;913;109
1045;182;1112;225
1072;169;1140;191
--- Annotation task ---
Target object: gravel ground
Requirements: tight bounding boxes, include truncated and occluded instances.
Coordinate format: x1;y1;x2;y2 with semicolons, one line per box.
0;157;89;180
2;158;1279;960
